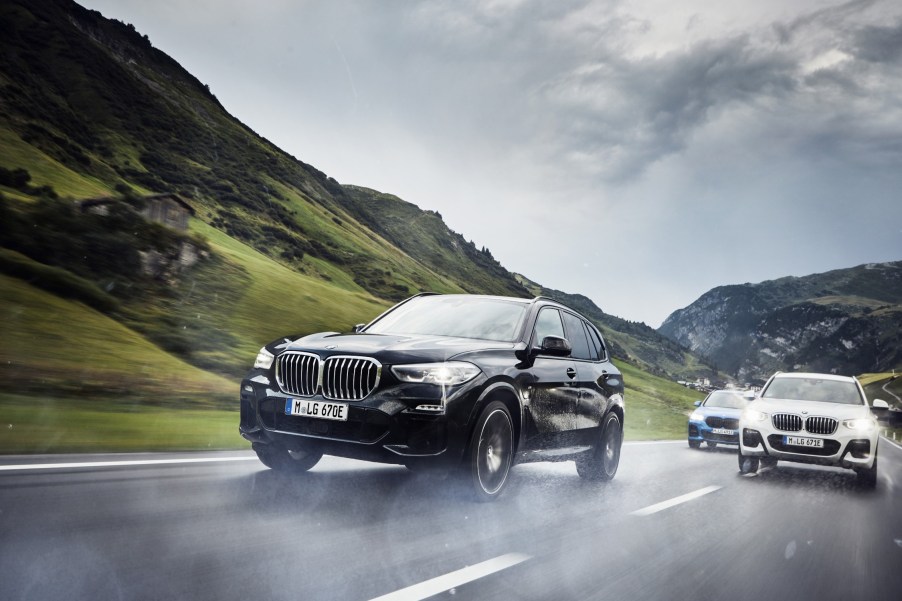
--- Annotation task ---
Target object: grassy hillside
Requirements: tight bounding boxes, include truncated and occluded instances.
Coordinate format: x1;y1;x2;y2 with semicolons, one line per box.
0;0;720;455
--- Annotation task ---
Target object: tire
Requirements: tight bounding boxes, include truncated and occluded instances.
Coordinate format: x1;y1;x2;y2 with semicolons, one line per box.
688;440;702;449
254;443;322;473
856;456;877;488
707;441;718;449
738;452;759;474
467;401;514;502
577;412;622;481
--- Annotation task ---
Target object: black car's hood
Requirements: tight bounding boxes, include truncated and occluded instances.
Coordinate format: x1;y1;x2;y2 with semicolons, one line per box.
280;332;517;364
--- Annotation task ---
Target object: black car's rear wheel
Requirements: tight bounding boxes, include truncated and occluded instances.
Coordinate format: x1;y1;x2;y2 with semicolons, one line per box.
254;443;322;473
468;401;514;502
577;412;622;481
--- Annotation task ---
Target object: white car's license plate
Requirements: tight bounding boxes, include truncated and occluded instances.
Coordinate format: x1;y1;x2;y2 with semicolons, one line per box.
712;428;735;435
285;398;348;421
783;435;824;448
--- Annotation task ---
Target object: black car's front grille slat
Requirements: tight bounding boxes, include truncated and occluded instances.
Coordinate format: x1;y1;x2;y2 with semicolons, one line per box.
278;353;381;401
322;356;380;401
772;413;802;432
805;416;838;435
277;352;319;397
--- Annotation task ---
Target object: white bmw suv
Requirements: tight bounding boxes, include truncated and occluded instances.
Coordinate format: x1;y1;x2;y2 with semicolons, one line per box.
737;372;888;487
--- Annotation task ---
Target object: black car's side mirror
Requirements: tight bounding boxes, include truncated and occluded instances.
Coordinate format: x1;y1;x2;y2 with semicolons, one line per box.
538;335;572;357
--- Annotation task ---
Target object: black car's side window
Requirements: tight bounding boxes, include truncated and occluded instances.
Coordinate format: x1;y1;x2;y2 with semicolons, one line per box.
561;311;592;360
585;323;607;361
532;308;564;347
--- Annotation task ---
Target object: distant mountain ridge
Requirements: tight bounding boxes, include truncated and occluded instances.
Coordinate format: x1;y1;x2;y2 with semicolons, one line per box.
658;261;902;381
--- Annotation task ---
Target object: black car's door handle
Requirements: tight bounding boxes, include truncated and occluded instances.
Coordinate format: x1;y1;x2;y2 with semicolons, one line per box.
566;367;577;379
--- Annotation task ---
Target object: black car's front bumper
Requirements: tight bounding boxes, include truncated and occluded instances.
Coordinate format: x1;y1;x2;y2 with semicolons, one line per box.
239;373;476;467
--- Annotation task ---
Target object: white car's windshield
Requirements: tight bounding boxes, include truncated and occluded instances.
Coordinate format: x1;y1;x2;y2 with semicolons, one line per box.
366;296;528;342
761;377;864;405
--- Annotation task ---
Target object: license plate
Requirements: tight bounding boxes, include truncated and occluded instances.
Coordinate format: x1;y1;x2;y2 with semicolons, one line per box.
285;398;348;421
711;428;735;435
783;435;824;448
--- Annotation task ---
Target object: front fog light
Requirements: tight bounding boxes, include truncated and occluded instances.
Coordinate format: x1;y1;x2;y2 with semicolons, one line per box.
254;347;274;370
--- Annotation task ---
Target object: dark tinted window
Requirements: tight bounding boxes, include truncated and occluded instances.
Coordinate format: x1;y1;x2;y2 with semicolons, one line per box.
562;312;592;360
532;308;564;346
584;322;606;361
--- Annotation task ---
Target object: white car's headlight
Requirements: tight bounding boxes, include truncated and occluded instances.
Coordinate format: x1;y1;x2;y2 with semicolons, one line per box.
842;418;875;432
392;362;481;386
254;347;274;370
742;409;768;422
689;410;705;422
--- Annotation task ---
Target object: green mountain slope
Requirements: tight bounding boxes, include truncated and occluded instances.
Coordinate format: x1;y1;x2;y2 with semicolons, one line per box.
0;0;724;456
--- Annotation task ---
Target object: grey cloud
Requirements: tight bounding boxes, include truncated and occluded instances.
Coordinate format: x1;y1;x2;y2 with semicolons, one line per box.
849;20;902;62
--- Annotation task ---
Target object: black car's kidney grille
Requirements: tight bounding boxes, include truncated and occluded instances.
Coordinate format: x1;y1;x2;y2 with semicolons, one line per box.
276;352;380;400
805;416;838;435
322;356;380;401
772;413;803;432
277;352;319;397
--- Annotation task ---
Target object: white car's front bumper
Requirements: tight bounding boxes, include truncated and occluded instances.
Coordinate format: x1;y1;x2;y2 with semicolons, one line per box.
738;418;878;470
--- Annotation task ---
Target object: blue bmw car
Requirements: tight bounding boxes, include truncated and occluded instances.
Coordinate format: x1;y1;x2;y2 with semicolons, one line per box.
688;389;751;449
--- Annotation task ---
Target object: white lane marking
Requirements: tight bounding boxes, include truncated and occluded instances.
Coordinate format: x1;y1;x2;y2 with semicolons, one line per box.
0;456;258;472
629;485;722;517
368;552;531;601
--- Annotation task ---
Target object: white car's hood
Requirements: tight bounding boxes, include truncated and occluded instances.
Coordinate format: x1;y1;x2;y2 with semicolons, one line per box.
751;398;872;420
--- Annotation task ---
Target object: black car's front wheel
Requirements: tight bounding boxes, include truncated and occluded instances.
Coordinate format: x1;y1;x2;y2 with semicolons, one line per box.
576;412;622;481
468;401;514;502
254;443;322;473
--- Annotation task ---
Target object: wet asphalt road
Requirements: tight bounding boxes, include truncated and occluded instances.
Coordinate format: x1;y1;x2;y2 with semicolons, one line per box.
1;439;901;601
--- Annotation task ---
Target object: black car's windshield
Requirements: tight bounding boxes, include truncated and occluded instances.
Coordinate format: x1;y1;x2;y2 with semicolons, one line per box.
761;377;864;405
703;391;748;409
366;295;528;342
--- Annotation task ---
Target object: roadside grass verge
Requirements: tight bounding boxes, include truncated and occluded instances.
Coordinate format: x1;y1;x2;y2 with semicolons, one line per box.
0;273;235;404
0;393;245;454
618;360;702;441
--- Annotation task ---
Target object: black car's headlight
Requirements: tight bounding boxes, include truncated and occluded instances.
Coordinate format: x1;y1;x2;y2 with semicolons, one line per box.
254;347;274;370
391;362;481;386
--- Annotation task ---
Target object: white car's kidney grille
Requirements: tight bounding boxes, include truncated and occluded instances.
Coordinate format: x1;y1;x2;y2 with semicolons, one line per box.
805;416;838;435
772;413;803;432
276;352;380;400
322;356;380;401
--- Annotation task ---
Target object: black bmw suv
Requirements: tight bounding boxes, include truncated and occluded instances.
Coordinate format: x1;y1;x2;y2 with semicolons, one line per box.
239;293;625;500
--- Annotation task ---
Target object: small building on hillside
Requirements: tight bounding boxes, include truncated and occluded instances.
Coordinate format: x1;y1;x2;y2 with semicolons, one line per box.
79;193;195;231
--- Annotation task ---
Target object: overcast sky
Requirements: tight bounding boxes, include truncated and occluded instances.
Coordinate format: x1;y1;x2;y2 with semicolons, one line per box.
80;0;902;327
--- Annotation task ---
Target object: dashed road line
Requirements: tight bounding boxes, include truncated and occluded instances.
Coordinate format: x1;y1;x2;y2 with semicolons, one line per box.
629;485;722;516
368;553;531;601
